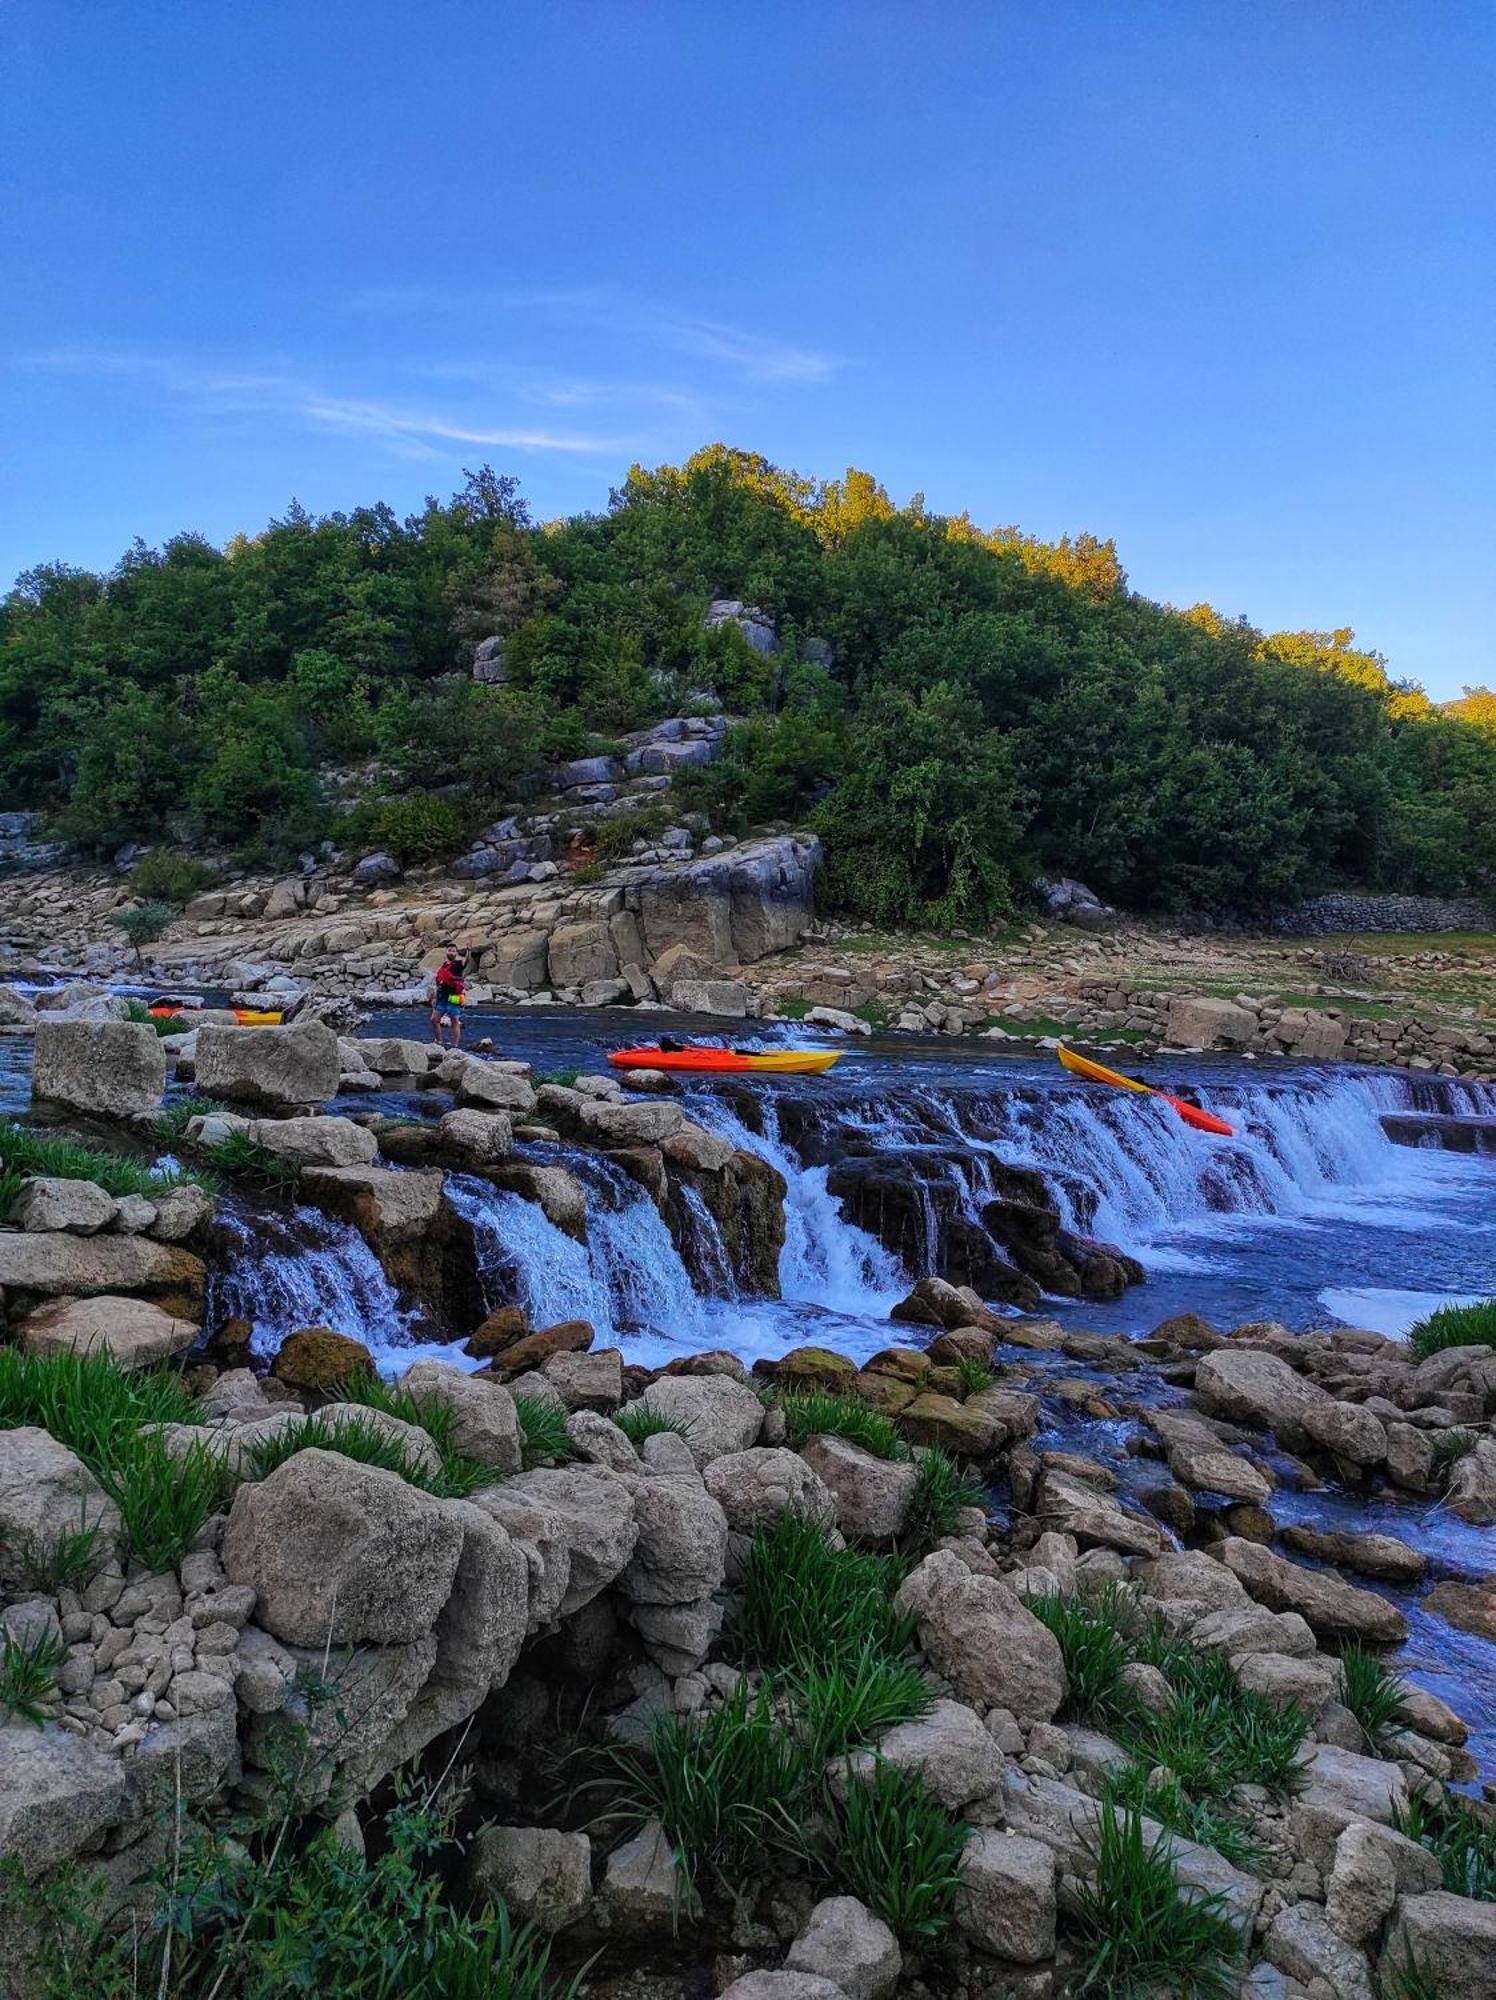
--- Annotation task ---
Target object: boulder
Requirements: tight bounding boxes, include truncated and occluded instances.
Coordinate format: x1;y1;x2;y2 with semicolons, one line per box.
670;977;752;1018
597;1817;690;1932
399;1361;522;1471
576;1097;685;1145
20;1295;198;1370
1447;1439;1496;1525
956;1829;1057;1964
0;1230;205;1302
222;1449;465;1646
489;1319;593;1378
31;1019;166;1119
1167;994;1257;1048
472;1465;637;1623
719;1981;845;2000
1194;1349;1386;1466
839;1698;1005;1818
1381;1891;1496;1999
1265;1904;1375;2000
1037;1469;1165;1557
1212;1539;1407;1643
895;1550;1068;1722
547;921;620;989
270;1327;374;1394
194;1022;340;1109
622;1478;729;1605
1326;1822;1399;1945
10;1176;118;1234
438;1108;513;1163
631;1374;763;1467
469;1825;591;1930
1423;1577;1496;1642
301;1164;444;1241
150;1184;214;1242
0;1721;129;1878
786;1896;901;2000
704;1447;838;1534
1280;1524;1427;1585
543;1348;624;1412
454;1064;538;1115
0;1428;122;1589
250;1116;377;1168
799;1434;918;1545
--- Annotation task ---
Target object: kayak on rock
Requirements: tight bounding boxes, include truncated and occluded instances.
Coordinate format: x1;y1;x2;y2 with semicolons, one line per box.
608;1045;843;1076
1057;1044;1235;1137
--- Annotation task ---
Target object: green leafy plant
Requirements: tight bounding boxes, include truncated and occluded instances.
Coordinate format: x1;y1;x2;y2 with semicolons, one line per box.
244;1409;481;1502
0;1163;26;1219
1432;1427;1480;1475
537;1068;582;1088
127;853;218;905
827;1761;968;1938
1123;1643;1309;1802
125;998;192;1036
357;790;468;863
205;1131;304;1188
0;1346;198;1476
798;1644;931;1764
1069;1800;1243;1997
0;1622;65;1725
736;1513;913;1678
0;1121;210;1197
901;1446;985;1548
590;805;670;862
153;1095;226;1143
111;901;177;961
1339;1644;1411;1751
776;1387;906;1461
1026;1582;1142;1727
1102;1764;1269;1873
514;1393;577;1468
102;1432;239;1572
1408;1298;1496;1360
953;1357;994;1397
13;1509;106;1592
613;1405;693;1453
1394;1788;1496;1902
336;1370;495;1498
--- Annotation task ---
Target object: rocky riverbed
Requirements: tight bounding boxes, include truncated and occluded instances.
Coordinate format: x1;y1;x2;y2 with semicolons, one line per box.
4;1014;1496;1997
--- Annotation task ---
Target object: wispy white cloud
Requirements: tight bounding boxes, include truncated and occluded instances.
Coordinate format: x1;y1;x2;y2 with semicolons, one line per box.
13;348;632;457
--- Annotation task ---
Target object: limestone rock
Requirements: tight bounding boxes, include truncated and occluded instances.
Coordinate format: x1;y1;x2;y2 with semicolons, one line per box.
469;1824;591;1929
399;1360;522;1471
1381;1890;1496;1999
786;1895;900;1999
598;1817;690;1931
472;1465;637;1623
21;1294;198;1370
250;1115;378;1168
1265;1903;1375;2000
0;1720;129;1878
622;1477;728;1606
11;1176;117;1234
31;1019;166;1119
1326;1821;1398;1944
438;1107;513;1163
0;1428;122;1589
0;1230;205;1302
1195;1349;1386;1465
454;1064;538;1115
955;1829;1057;1964
840;1698;1005;1818
704;1447;838;1534
195;1022;340;1109
542;1348;624;1412
895;1550;1068;1722
270;1327;374;1393
1212;1538;1407;1643
631;1373;763;1467
222;1449;464;1646
798;1434;917;1545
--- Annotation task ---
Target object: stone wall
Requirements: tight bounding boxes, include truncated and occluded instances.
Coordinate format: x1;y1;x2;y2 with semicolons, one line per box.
1273;893;1492;936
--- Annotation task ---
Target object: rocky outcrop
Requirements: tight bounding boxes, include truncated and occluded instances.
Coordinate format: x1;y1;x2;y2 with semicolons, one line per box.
30;1019;166;1120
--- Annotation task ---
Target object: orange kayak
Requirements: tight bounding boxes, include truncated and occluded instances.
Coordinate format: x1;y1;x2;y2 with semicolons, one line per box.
149;1003;285;1028
609;1047;842;1075
1057;1045;1234;1138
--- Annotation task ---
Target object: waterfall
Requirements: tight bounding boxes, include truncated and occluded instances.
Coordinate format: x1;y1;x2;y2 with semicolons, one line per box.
206;1204;421;1366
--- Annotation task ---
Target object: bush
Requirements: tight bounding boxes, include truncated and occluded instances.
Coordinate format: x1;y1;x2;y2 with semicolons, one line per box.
111;901;176;958
828;1762;968;1939
358;790;468;863
1069;1800;1243;1997
590;805;670;862
127;853;217;905
0;1120;210;1197
1408;1299;1496;1359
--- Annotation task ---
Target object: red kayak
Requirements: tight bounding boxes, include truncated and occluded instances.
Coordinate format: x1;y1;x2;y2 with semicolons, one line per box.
608;1047;843;1076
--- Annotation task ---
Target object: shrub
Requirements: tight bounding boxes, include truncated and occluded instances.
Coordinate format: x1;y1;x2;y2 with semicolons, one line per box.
127;853;217;905
102;1432;239;1572
901;1446;985;1549
591;805;670;862
0;1347;198;1478
362;790;468;863
776;1387;906;1461
1070;1801;1243;1996
736;1513;912;1678
827;1762;968;1939
0;1121;210;1197
124;998;192;1036
1394;1788;1496;1902
1408;1298;1496;1360
514;1393;577;1468
613;1405;693;1453
0;1624;65;1726
1339;1644;1411;1751
111;901;177;959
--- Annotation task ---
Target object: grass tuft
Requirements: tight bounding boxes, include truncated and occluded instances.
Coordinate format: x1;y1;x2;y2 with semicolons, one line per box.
1339;1644;1411;1751
0;1624;65;1726
204;1131;304;1189
1379;1942;1455;2000
1408;1298;1496;1360
1102;1764;1270;1873
736;1513;912;1677
901;1447;985;1549
153;1095;226;1144
13;1510;107;1593
829;1761;967;1938
777;1387;906;1461
124;999;191;1037
953;1357;994;1397
0;1346;198;1475
799;1644;932;1763
1394;1788;1496;1902
1432;1428;1480;1475
1027;1580;1142;1726
1070;1800;1243;1996
614;1404;693;1453
514;1393;577;1468
336;1370;494;1497
0;1120;210;1197
102;1432;239;1572
245;1408;482;1501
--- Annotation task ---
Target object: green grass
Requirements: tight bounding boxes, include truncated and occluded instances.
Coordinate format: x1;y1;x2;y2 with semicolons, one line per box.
952;1357;994;1397
514;1393;577;1468
1027;1582;1141;1726
774;997;813;1021
1408;1298;1496;1360
1394;1789;1496;1902
153;1095;226;1143
102;1431;240;1572
901;1447;985;1549
0;1623;65;1725
735;1513;913;1677
245;1408;484;1501
1124;1642;1309;1802
614;1404;693;1453
336;1370;495;1498
12;1510;107;1593
537;1068;583;1088
0;1346;198;1476
124;998;191;1037
1070;1801;1243;1998
127;853;218;906
829;1762;968;1938
0;1164;26;1219
852;1000;891;1030
204;1131;304;1189
0;1120;211;1197
1101;1765;1269;1874
776;1387;906;1461
1339;1644;1412;1751
798;1646;931;1763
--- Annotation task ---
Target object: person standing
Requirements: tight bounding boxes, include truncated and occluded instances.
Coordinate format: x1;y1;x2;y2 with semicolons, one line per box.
430;949;466;1047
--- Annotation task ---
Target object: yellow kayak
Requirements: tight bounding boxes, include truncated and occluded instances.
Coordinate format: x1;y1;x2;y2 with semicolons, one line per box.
1057;1045;1152;1093
610;1046;843;1075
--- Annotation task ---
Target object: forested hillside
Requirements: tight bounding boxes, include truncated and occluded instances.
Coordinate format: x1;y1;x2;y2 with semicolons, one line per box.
3;444;1492;924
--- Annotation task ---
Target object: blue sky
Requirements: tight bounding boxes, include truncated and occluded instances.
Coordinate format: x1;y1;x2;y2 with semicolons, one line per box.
3;2;1492;697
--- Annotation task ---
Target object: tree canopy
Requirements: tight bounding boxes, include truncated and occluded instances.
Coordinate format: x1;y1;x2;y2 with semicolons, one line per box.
3;445;1492;921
